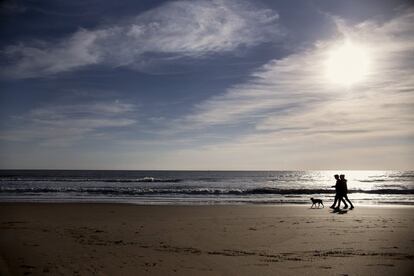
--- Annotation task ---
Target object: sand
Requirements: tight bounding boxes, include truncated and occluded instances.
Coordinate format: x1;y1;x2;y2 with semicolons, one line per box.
0;203;413;275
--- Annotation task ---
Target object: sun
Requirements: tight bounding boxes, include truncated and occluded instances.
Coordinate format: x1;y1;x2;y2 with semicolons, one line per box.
325;41;370;86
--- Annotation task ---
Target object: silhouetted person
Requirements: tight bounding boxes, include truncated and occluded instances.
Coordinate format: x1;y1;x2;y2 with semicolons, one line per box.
340;174;354;210
330;174;347;209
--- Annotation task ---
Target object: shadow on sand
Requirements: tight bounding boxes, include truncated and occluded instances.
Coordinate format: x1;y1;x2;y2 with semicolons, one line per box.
331;209;348;215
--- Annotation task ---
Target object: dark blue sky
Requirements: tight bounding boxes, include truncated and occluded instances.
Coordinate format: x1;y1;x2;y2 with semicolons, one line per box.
1;0;413;169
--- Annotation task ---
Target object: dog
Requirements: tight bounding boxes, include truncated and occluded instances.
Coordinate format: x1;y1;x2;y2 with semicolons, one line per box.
310;197;324;208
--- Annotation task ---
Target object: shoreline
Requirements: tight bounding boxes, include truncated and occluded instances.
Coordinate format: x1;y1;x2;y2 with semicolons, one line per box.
1;200;414;207
1;203;413;275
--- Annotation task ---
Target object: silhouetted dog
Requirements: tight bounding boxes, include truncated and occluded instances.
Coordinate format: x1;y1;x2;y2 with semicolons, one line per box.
310;198;324;208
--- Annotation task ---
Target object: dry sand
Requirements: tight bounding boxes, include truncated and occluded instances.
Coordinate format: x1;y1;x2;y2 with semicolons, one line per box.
0;203;413;275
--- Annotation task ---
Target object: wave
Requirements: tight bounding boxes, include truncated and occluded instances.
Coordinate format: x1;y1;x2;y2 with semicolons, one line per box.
358;179;414;183
1;187;413;195
0;177;182;183
358;179;388;182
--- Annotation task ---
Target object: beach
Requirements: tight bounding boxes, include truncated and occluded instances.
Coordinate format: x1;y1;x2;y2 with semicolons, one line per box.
0;203;413;275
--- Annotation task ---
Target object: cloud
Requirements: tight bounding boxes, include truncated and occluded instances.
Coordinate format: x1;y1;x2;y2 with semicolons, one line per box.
179;9;414;127
159;10;414;169
2;30;103;78
1;0;282;78
0;101;137;146
0;0;27;14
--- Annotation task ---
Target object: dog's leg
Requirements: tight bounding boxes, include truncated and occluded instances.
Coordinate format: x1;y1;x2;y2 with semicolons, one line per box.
321;202;324;208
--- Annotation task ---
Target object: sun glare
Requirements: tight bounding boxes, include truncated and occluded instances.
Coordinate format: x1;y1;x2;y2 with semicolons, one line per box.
325;41;370;86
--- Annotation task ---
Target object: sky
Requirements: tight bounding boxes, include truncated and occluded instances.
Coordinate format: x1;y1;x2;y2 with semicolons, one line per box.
0;0;413;170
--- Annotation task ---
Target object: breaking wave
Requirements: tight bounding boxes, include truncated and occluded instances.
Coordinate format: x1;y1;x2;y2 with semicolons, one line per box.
1;187;413;195
0;177;182;183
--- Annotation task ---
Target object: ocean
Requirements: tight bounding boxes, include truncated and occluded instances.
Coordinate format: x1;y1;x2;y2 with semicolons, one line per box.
0;170;413;205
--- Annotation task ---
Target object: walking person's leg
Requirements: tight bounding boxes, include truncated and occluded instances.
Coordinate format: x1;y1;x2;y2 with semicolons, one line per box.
344;195;354;209
330;194;339;208
342;197;349;209
335;196;343;209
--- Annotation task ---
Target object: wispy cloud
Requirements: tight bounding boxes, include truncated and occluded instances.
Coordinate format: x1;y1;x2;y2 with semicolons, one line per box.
156;10;414;169
1;0;282;78
0;0;27;14
179;9;414;127
0;101;137;146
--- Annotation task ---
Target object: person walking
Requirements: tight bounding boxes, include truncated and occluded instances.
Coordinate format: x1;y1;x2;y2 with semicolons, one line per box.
340;174;354;210
330;174;347;209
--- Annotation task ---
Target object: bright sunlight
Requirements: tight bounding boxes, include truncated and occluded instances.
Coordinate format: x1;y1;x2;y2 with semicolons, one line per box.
325;40;370;86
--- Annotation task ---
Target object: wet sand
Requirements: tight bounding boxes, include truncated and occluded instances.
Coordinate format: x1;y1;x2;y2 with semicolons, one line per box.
0;203;413;275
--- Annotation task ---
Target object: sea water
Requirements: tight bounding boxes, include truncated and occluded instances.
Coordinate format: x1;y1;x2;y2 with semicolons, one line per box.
0;170;413;205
